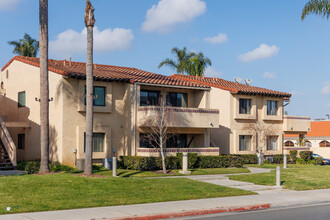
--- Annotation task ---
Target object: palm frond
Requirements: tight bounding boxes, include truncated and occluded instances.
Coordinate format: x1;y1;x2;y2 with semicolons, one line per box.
302;0;330;20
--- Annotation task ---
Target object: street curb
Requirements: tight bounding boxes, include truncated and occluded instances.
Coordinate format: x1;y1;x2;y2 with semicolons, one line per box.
104;203;270;220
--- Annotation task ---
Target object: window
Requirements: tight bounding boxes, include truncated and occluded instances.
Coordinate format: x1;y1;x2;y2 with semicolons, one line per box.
18;91;26;107
320;140;330;147
305;140;312;147
84;133;105;152
284;141;294;147
18;134;25;149
166;134;187;148
166;92;188;107
267;100;278;115
84;86;106;106
239;135;251;151
267;136;278;150
139;134;157;148
140;90;160;106
239;99;251;114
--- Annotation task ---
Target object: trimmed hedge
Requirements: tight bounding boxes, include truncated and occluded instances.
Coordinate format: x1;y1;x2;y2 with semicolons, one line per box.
17;161;75;174
120;155;244;171
289;150;298;164
299;151;313;162
273;154;284;164
233;154;258;164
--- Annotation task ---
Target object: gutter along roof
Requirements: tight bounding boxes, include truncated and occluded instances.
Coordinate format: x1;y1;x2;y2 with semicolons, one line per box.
2;56;209;89
171;74;291;98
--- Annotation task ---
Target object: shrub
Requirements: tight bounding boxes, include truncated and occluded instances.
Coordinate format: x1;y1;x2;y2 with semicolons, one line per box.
120;155;244;170
296;158;306;164
273;154;283;164
314;157;323;165
50;161;75;172
177;153;198;168
17;161;75;174
233;154;258;164
289;150;298;164
17;160;40;174
299;151;313;162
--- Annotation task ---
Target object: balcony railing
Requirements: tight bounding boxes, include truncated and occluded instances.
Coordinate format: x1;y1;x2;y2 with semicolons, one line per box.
137;147;220;156
137;106;219;128
283;116;310;133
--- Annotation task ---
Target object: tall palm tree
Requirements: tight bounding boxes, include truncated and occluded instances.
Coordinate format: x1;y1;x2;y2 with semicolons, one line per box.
39;0;50;173
301;0;330;20
8;33;39;57
158;47;195;75
84;0;95;175
188;52;212;76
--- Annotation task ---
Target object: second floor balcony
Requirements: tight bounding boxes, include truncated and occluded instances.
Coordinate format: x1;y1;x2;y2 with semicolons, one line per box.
283;116;310;133
137;106;219;128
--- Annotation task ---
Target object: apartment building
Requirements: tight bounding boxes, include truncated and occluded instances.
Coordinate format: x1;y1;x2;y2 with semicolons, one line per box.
171;75;311;156
284;121;330;157
0;56;219;168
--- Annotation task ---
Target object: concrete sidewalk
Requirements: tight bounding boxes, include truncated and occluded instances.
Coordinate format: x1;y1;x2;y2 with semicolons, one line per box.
2;188;330;220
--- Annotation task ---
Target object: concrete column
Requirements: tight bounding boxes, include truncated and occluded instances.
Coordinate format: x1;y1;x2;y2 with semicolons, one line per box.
283;154;287;169
204;129;210;147
112;157;117;177
276;166;281;187
179;152;191;174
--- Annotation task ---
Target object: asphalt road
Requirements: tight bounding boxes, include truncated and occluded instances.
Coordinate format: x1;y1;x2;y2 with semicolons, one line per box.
177;203;330;220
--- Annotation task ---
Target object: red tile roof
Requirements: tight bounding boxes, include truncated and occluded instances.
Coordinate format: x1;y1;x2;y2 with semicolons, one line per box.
170;74;291;98
1;56;208;88
284;121;330;138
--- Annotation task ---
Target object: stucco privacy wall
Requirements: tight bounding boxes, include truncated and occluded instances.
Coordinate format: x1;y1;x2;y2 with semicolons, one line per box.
0;60;63;162
209;86;283;155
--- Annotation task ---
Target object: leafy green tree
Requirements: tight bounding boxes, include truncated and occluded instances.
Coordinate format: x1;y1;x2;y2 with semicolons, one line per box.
158;47;195;75
8;33;39;57
301;0;330;20
188;52;212;76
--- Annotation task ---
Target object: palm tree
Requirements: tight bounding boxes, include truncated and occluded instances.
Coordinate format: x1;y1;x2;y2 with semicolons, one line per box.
301;0;330;20
158;47;195;75
188;52;212;76
84;0;96;175
8;33;39;57
39;0;50;173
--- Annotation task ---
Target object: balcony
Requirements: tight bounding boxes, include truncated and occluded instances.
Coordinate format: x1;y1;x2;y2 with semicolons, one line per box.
137;147;220;157
137;106;219;128
283;116;310;133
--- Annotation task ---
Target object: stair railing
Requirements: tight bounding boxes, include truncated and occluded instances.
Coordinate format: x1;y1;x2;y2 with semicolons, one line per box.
0;116;17;167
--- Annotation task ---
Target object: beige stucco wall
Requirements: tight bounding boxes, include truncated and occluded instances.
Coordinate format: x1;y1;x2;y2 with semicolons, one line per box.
0;60;63;162
60;78;133;166
209;86;284;155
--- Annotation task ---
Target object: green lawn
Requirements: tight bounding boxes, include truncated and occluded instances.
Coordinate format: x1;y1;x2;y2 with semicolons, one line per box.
0;173;254;214
230;165;330;190
94;167;250;177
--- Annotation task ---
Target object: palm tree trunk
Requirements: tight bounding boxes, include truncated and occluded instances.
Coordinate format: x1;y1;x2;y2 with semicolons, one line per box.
84;0;95;175
39;0;50;174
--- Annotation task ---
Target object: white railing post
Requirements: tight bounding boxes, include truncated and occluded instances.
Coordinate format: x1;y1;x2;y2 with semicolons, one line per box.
276;166;281;187
283;154;287;169
0;116;17;167
179;152;191;174
112;157;117;177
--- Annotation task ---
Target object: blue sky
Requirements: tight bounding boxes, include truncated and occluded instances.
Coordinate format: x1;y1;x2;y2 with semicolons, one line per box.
0;0;329;119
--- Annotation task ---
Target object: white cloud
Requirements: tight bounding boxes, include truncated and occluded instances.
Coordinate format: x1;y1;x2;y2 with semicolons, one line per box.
204;67;224;77
142;0;206;33
321;82;330;94
263;72;276;79
238;44;280;62
204;33;228;44
0;0;21;10
50;27;134;56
